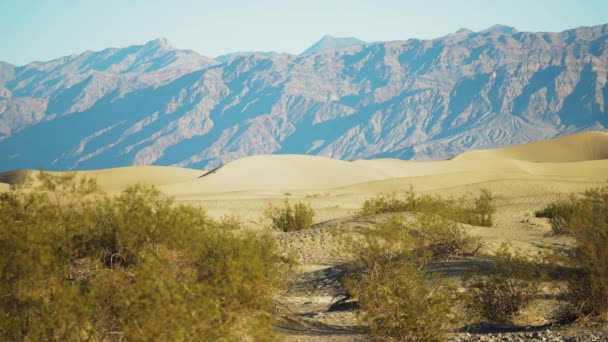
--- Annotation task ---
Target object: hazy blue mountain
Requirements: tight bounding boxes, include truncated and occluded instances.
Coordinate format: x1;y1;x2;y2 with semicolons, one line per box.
481;24;518;34
0;38;217;137
215;51;279;63
0;62;15;100
0;24;607;171
301;34;367;55
454;28;474;35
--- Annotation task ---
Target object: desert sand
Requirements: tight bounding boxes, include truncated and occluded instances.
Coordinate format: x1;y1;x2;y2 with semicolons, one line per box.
0;166;204;194
1;131;607;340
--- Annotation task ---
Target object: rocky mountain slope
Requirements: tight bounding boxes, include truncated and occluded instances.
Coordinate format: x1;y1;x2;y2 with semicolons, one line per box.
0;25;607;171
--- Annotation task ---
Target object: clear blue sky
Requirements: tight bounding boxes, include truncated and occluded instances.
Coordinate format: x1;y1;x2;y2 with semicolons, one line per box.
1;0;607;65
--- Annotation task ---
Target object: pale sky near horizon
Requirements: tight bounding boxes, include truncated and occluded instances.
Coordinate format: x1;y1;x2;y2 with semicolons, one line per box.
0;0;607;65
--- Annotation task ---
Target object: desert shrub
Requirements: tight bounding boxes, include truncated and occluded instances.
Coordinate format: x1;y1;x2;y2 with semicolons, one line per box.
463;246;541;322
0;172;284;341
535;195;580;235
410;214;480;263
338;215;471;341
544;186;608;319
346;215;475;269
215;214;244;230
347;260;454;342
359;190;417;216
266;200;315;232
360;188;495;227
473;188;496;227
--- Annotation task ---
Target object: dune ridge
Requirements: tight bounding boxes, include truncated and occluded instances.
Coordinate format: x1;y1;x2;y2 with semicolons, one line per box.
1;131;607;198
454;131;608;162
160;131;608;197
0;166;204;193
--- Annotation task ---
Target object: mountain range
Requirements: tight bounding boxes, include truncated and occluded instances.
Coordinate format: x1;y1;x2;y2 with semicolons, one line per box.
0;24;607;171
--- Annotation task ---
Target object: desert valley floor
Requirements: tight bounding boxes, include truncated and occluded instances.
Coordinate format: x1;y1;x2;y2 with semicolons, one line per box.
2;131;608;341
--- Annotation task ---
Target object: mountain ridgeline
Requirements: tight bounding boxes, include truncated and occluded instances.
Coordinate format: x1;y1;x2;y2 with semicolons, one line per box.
0;25;607;171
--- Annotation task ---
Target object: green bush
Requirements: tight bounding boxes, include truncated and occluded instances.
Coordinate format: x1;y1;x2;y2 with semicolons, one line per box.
215;214;244;230
266;200;315;232
473;188;496;227
347;260;454;342
463;246;541;322
0;172;284;341
535;195;580;235
345;215;475;269
359;190;416;216
360;188;496;227
545;186;608;319
410;214;479;263
338;215;470;341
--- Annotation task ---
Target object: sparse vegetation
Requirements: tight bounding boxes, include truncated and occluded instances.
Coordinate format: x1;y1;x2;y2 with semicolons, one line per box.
463;246;541;322
347;258;454;341
360;188;496;227
541;186;608;319
535;195;580;235
0;172;285;341
474;188;496;227
266;200;315;232
5;169;607;341
338;214;474;341
215;213;245;230
410;213;480;262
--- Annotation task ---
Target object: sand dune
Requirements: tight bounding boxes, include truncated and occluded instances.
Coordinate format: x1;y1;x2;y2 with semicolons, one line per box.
160;156;523;197
160;155;395;195
160;132;608;199
1;131;606;202
0;169;33;185
0;166;203;193
76;166;203;192
454;131;608;162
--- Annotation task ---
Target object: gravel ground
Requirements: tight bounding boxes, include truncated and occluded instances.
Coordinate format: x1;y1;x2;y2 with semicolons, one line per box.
448;329;608;342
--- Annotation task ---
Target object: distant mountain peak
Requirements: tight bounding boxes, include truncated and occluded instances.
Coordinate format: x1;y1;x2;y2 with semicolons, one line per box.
146;37;174;50
301;34;367;55
482;24;518;34
455;28;474;35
